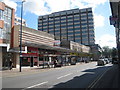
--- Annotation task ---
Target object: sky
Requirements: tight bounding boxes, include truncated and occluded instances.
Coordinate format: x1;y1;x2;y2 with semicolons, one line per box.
1;0;116;48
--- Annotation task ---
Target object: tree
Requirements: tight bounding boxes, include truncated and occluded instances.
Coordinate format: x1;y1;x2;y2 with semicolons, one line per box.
102;46;112;58
111;48;117;58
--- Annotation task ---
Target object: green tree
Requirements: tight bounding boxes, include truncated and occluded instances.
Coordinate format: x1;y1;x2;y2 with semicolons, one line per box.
111;48;117;58
102;46;112;58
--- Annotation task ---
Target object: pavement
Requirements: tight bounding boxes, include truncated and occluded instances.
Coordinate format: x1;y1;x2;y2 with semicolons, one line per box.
1;62;85;78
88;64;120;89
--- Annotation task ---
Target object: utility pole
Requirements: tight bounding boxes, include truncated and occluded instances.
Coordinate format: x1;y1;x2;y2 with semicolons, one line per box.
19;0;26;72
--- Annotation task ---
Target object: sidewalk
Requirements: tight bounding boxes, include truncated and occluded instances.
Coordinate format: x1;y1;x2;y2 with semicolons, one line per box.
1;66;57;78
1;62;87;78
92;64;119;88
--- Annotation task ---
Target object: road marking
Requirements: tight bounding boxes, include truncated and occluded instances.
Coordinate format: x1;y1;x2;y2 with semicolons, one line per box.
87;67;111;89
57;73;72;79
24;81;48;89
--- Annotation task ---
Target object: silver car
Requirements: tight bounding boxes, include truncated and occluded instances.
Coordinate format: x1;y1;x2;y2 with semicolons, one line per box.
97;59;106;66
104;58;109;64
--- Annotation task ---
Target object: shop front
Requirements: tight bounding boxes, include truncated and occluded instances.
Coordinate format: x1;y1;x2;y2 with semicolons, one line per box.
22;47;39;67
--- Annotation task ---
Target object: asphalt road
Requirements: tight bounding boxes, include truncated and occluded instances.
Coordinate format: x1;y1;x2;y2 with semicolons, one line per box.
2;62;113;89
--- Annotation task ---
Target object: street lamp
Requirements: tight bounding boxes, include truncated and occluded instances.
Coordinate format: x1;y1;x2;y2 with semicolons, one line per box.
19;0;25;72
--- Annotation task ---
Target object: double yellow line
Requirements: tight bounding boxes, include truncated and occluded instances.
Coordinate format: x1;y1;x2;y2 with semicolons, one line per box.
87;67;111;89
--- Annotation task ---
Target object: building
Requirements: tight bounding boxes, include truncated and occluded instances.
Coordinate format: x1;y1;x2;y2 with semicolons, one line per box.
60;40;90;53
10;25;78;68
89;44;102;60
109;0;120;64
14;16;26;26
0;1;15;69
38;8;95;46
10;25;55;68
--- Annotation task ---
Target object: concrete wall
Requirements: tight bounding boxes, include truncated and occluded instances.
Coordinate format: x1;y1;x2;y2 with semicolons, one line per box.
13;25;54;48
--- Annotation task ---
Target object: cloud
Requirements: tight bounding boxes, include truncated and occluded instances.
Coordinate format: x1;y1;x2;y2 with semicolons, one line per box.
96;34;116;48
94;14;105;27
70;0;107;10
23;0;51;15
2;0;108;16
2;0;107;28
1;0;17;10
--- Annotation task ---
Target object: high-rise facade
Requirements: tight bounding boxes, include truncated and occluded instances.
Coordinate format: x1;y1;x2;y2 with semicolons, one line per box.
38;8;95;45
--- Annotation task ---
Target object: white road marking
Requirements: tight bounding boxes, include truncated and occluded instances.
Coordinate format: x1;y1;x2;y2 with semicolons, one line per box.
26;81;48;89
57;73;72;79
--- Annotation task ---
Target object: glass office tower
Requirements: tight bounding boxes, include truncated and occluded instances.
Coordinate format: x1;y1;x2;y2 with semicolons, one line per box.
38;8;95;45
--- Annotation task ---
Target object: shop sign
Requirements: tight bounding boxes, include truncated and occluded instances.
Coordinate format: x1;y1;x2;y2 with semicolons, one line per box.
22;53;39;57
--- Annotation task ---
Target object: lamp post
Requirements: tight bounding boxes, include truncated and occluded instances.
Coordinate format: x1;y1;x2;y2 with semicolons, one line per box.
19;0;25;72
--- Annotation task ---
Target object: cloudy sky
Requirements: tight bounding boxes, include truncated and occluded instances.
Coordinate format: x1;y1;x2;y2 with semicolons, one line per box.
1;0;116;48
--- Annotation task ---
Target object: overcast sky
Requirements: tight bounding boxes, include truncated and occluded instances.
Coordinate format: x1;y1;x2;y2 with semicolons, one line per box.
1;0;116;48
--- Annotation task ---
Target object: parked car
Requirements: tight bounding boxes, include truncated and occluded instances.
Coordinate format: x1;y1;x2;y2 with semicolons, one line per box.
112;57;118;64
104;58;109;64
97;59;106;66
70;61;76;65
108;58;112;62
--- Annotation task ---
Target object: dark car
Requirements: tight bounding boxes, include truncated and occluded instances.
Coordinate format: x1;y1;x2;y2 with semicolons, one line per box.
70;61;76;65
112;58;118;64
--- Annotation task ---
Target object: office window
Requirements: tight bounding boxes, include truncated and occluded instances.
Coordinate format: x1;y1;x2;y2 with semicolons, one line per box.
75;39;81;42
75;31;80;34
68;28;73;31
68;32;73;35
88;18;93;22
0;10;4;20
81;13;87;16
0;28;3;39
67;15;73;18
87;8;92;11
89;26;94;29
89;30;94;33
81;9;86;13
61;16;66;19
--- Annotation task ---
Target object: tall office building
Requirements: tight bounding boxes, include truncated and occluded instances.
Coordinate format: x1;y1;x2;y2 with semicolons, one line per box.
38;8;95;45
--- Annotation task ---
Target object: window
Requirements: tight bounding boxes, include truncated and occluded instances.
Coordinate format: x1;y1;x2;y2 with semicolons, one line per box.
0;28;3;39
74;24;80;27
81;9;86;13
89;26;94;29
68;28;73;31
75;32;80;34
87;8;92;11
68;32;73;35
82;38;88;41
75;39;81;42
89;30;94;33
0;10;4;20
82;35;88;37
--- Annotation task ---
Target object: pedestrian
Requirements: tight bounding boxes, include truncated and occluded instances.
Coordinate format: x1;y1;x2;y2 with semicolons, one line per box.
9;59;13;70
47;61;50;68
54;60;57;68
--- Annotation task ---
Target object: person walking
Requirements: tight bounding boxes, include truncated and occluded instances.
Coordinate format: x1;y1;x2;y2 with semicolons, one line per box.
54;60;57;68
9;59;13;70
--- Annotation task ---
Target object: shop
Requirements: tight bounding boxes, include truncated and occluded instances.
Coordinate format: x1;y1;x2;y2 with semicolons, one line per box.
22;47;39;67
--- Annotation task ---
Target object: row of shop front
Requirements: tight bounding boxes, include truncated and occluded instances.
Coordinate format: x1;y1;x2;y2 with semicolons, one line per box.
2;46;93;69
2;25;94;69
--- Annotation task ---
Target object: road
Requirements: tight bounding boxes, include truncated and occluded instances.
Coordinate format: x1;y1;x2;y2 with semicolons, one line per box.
2;62;113;89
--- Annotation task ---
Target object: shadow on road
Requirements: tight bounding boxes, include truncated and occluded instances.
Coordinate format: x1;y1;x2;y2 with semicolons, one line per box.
48;65;112;89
